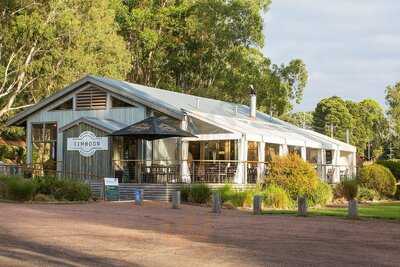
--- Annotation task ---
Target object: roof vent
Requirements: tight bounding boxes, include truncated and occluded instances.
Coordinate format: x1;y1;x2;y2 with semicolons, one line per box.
249;85;256;119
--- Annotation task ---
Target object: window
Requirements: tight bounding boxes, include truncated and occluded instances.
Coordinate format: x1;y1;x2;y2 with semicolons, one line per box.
111;97;135;108
288;146;302;157
76;87;107;110
51;99;73;111
265;143;279;161
31;123;57;172
326;150;333;164
247;141;258;162
306;148;319;164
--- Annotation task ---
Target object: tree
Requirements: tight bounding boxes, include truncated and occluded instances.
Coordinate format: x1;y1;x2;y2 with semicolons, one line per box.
313;96;387;158
386;82;400;158
280;111;313;129
113;0;307;116
0;0;130;121
312;96;353;141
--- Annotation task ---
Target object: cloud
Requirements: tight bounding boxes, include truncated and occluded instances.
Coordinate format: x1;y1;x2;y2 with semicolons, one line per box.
262;0;400;111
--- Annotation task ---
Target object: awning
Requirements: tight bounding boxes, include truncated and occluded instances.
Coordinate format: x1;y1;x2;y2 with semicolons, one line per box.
110;116;196;140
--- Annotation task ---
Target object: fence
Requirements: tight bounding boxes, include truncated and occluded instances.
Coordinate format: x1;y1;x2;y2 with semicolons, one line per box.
0;161;357;185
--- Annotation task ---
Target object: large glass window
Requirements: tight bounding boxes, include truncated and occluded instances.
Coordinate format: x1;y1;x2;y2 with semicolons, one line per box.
247;141;258;162
188;140;237;161
31;123;57;172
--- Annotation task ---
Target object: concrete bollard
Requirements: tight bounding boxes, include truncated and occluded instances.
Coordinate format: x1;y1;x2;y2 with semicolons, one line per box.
253;195;263;215
135;189;144;206
348;199;358;219
212;191;221;214
172;190;181;209
297;196;308;216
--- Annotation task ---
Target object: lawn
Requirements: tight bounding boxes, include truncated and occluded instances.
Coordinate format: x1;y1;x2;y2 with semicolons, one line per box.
262;202;400;220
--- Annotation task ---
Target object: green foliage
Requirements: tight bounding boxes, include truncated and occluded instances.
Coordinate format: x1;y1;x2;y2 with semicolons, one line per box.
188;184;211;204
0;144;26;163
0;0;131;118
341;179;358;201
228;191;248;208
0;176;35;201
376;160;400;180
34;193;53;202
217;184;234;203
180;185;190;202
395;185;400;200
307;182;333;207
358;164;396;197
265;154;319;199
262;184;293;209
312;96;387;158
357;187;380;202
113;0;307;116
386;82;400;150
280;111;313;129
33;176;91;201
333;183;345;199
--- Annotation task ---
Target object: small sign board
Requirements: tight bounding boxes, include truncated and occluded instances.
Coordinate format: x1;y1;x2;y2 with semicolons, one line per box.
104;178;119;201
67;131;108;157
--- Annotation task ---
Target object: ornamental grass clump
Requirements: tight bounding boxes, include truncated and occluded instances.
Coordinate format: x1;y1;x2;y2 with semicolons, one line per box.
341;179;358;201
0;176;36;201
188;184;211;204
262;184;293;209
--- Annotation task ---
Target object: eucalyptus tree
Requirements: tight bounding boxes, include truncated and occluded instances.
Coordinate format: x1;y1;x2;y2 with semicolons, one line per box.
0;0;130;120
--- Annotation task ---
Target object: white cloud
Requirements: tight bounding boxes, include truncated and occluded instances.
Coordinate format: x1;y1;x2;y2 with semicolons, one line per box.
262;0;400;111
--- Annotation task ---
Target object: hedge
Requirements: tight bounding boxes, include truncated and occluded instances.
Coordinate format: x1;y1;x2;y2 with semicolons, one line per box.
358;164;396;197
376;160;400;181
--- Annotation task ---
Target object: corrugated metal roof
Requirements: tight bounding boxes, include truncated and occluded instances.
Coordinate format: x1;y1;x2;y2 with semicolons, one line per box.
59;117;127;133
92;76;356;152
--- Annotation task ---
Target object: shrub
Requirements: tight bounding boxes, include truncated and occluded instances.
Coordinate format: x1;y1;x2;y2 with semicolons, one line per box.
358;164;396;197
333;182;344;199
7;177;36;201
265;154;319;199
180;185;190;202
34;193;53;202
394;185;400;200
341;179;358;200
189;184;211;204
377;160;400;180
307;182;333;207
217;184;234;203
262;184;293;209
357;187;380;202
228;191;247;207
33;176;91;201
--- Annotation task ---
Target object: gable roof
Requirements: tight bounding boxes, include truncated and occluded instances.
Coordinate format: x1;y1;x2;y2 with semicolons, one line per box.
59;117;127;134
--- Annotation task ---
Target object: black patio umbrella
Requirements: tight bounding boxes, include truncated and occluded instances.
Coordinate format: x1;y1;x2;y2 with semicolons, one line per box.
110;116;196;140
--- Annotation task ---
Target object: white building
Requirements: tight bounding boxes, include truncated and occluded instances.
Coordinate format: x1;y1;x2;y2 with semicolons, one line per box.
7;75;356;184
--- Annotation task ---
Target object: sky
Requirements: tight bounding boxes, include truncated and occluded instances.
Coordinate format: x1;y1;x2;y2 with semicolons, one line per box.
262;0;400;112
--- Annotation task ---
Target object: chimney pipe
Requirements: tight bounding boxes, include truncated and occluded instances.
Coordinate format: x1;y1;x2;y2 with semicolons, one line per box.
249;85;256;119
195;98;200;109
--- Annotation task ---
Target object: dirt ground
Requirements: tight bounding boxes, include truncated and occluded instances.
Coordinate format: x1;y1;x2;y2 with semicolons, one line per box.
0;201;399;267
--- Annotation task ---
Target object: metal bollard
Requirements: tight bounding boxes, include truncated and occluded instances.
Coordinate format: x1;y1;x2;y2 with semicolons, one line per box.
253;195;263;215
172;190;181;209
348;199;358;219
135;189;144;206
297;196;308;216
212;191;221;214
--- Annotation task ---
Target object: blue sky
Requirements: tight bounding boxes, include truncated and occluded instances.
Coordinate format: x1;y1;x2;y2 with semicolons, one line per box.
262;0;400;112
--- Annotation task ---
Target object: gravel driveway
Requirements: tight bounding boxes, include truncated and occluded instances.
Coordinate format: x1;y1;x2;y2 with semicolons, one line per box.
0;201;399;267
